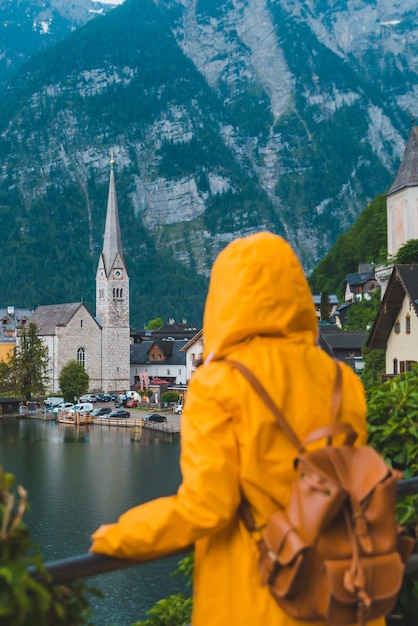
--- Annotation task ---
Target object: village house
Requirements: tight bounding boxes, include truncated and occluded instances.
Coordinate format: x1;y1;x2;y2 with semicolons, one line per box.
0;306;33;361
130;339;188;388
367;265;418;377
343;264;379;303
181;329;203;381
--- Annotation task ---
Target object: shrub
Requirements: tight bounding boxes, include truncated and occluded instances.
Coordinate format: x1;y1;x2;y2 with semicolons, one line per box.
367;369;418;625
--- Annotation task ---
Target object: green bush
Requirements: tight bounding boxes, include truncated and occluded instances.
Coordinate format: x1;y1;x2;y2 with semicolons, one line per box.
162;392;179;404
132;554;193;626
367;369;418;624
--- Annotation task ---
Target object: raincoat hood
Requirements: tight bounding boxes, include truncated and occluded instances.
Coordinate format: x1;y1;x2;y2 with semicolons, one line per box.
203;232;318;361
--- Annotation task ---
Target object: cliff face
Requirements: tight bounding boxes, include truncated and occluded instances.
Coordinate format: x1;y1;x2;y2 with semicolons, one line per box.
0;0;416;324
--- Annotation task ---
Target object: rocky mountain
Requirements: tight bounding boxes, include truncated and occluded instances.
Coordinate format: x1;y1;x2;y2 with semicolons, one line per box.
0;0;122;88
0;0;417;326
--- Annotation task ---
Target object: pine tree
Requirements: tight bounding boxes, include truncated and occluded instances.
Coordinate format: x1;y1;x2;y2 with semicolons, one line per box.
8;322;49;401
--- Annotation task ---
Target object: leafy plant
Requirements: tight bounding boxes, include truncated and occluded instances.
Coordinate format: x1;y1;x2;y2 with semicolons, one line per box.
132;554;193;626
0;466;96;625
367;369;418;624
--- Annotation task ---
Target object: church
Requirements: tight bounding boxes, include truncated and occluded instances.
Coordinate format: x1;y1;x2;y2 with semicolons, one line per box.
29;158;131;394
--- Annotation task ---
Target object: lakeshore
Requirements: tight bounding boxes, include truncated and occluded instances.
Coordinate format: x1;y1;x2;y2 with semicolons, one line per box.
22;403;181;434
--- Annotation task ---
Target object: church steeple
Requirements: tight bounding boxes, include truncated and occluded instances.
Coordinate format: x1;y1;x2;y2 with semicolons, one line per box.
101;153;126;276
96;155;130;393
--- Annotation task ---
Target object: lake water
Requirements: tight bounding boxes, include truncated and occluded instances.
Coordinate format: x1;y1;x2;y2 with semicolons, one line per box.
0;418;187;626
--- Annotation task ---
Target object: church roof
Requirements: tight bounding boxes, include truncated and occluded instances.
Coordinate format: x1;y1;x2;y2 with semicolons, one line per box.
388;126;418;195
367;265;418;349
101;166;126;275
29;302;87;335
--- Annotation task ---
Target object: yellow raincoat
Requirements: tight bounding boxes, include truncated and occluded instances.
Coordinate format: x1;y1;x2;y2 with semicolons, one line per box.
92;232;384;626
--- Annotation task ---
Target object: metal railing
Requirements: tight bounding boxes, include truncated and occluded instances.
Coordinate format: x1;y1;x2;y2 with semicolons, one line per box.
29;477;418;585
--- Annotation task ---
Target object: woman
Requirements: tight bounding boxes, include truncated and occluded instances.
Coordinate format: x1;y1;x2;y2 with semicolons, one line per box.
91;232;384;626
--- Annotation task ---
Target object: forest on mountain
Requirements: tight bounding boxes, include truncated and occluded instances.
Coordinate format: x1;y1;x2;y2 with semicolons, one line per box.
308;194;387;298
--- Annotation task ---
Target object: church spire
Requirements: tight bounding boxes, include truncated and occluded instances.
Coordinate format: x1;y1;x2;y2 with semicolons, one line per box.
101;153;126;276
388;125;418;196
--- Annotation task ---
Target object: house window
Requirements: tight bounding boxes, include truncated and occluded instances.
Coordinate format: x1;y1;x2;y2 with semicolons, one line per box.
393;358;398;375
2;318;7;325
406;360;416;372
400;361;405;373
406;314;411;334
394;319;401;334
167;369;170;376
77;348;85;369
80;319;83;328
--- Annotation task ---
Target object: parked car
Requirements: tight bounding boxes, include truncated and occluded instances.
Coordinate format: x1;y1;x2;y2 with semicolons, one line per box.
142;413;167;423
108;409;130;419
52;402;74;416
173;404;183;415
95;394;111;402
43;396;64;407
125;399;138;408
79;394;97;403
69;402;94;414
91;407;112;416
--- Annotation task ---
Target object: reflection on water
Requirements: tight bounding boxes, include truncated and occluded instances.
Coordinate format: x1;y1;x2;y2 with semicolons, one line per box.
0;418;186;626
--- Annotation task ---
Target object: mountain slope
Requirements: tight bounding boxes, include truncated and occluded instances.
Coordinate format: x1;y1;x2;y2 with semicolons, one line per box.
0;0;121;88
0;0;417;326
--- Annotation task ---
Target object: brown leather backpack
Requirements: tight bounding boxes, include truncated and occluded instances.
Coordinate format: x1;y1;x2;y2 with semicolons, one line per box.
226;359;415;626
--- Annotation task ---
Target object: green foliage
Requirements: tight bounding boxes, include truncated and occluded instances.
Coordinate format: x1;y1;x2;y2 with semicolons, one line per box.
0;360;12;395
7;323;49;402
145;318;164;331
162;392;179;403
59;361;89;402
309;194;387;296
367;369;418;477
366;369;418;623
344;291;381;330
361;348;386;390
395;239;418;264
319;291;332;322
0;466;94;625
132;554;193;626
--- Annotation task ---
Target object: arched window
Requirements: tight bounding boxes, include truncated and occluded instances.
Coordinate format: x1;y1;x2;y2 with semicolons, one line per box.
77;348;85;369
394;319;401;334
393;358;398;375
406;314;411;334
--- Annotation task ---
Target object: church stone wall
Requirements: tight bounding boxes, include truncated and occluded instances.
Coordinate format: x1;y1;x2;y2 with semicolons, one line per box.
56;306;102;392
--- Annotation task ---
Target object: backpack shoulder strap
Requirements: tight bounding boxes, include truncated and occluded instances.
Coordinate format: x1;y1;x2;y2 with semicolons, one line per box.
224;359;347;452
224;359;302;452
225;359;346;534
